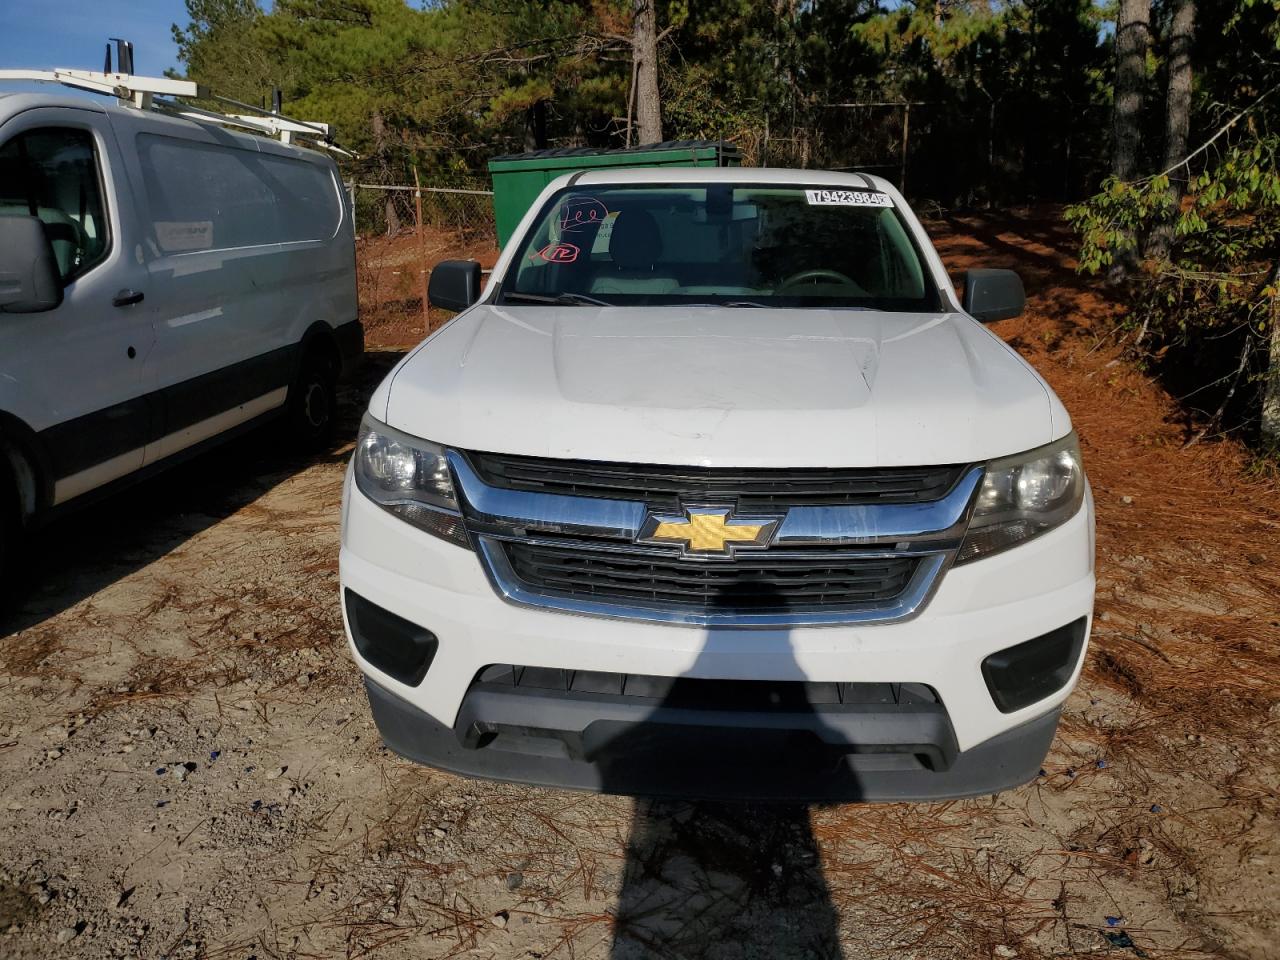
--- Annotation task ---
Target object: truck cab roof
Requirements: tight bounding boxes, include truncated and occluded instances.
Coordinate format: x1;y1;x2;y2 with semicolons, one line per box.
565;166;896;192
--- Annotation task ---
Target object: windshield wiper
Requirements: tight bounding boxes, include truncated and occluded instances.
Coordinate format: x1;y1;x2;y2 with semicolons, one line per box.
682;300;768;308
502;291;614;307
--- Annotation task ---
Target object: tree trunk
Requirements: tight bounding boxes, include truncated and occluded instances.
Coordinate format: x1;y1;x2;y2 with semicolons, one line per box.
632;0;662;144
1160;0;1195;179
1262;263;1280;446
1109;0;1152;281
371;109;400;236
525;100;548;151
1146;0;1196;261
1113;0;1151;182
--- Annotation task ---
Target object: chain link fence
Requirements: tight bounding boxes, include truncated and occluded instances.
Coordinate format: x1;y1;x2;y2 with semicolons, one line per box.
349;176;496;241
740;101;1111;207
344;99;1110;243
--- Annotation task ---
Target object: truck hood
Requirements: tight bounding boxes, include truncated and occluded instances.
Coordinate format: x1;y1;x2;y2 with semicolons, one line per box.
380;305;1063;467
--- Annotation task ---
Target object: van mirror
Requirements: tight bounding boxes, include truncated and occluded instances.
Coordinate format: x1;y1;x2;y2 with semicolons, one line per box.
962;268;1024;323
428;260;482;312
0;216;63;313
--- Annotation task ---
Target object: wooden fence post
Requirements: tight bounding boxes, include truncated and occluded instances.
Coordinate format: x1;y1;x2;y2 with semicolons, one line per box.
900;102;910;194
413;166;429;333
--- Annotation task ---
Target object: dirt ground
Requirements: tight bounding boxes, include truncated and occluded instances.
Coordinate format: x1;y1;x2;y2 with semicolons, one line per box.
1;215;1277;960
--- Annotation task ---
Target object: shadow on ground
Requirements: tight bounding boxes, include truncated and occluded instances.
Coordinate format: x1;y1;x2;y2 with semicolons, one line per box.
611;801;841;959
595;588;848;958
0;350;403;637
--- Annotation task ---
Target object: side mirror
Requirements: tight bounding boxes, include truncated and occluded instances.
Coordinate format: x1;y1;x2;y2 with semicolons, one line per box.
427;259;482;312
962;268;1024;323
0;216;62;313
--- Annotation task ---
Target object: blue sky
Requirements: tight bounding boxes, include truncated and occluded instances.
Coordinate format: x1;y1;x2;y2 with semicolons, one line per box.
0;0;185;74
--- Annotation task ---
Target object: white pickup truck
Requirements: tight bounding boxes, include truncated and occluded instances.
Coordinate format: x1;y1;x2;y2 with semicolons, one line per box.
339;168;1095;801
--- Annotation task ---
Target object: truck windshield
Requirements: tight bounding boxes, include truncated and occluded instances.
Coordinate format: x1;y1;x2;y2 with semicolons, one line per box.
499;183;941;311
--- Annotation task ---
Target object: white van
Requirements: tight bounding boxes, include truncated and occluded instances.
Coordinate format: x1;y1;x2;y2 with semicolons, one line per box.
340;168;1095;801
0;89;360;587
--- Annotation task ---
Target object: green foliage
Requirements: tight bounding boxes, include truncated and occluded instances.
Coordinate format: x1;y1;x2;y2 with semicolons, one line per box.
170;0;286;104
261;0;471;148
170;0;1114;198
172;0;629;180
1064;0;1280;441
166;0;1266;210
1067;0;1280;337
1068;140;1280;334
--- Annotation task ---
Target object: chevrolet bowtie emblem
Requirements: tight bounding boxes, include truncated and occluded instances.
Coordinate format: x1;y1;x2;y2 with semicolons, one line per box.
638;507;780;555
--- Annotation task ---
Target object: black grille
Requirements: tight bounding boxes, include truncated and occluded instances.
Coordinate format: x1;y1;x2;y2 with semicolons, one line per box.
465;450;966;510
474;664;940;708
501;541;919;612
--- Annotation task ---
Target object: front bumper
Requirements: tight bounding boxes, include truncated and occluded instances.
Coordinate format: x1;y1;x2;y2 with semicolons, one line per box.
339;473;1094;800
364;674;1061;801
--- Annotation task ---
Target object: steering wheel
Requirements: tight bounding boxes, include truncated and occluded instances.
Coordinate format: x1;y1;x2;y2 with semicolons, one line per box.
776;268;860;292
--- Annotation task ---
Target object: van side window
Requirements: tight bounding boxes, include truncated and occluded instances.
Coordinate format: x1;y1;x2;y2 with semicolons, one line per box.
137;134;339;254
0;128;110;281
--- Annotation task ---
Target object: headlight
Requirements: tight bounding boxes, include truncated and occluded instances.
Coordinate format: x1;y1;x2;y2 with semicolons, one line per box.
353;415;470;548
956;432;1085;564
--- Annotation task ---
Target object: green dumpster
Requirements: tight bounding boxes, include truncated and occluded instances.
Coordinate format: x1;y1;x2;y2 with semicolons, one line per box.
487;140;741;248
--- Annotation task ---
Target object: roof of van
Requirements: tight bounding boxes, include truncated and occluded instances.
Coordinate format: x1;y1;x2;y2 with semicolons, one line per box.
0;87;333;162
0;90;108;114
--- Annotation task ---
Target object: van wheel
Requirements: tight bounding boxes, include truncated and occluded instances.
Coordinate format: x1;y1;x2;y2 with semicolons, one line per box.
287;347;338;451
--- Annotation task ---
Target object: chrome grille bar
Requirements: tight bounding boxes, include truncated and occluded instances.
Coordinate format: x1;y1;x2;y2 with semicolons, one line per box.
477;539;950;628
449;452;645;540
447;450;982;628
775;468;982;547
452;451;982;550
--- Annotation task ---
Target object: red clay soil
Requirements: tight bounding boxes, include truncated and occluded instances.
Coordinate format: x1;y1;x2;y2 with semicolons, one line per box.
933;209;1280;955
933;208;1280;730
357;229;500;350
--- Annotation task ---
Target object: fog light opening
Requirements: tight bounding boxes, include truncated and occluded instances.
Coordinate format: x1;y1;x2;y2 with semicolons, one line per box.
982;618;1087;714
345;590;439;687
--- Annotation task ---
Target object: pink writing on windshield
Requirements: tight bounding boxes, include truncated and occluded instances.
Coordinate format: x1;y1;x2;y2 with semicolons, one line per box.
559;197;610;233
538;242;580;263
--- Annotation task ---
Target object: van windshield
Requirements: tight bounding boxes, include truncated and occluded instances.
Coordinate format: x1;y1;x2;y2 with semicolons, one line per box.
499;183;941;312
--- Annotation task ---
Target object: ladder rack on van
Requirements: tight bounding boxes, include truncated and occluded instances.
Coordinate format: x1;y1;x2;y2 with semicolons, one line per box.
0;67;354;157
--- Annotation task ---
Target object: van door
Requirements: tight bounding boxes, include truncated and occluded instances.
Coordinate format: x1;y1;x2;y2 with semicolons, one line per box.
0;108;154;505
120;125;308;465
